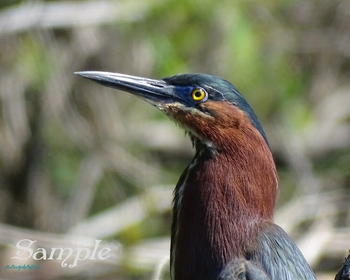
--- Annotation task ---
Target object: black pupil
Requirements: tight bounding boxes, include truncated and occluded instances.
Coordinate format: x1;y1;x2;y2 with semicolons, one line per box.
195;91;202;98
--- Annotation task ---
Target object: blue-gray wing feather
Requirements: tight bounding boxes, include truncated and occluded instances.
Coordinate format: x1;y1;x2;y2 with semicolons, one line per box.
218;223;316;280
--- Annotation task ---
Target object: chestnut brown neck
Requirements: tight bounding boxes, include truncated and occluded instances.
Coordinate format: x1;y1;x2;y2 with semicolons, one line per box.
170;102;278;280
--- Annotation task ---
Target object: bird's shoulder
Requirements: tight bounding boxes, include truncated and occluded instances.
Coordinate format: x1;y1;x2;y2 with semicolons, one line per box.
249;222;317;280
218;222;317;280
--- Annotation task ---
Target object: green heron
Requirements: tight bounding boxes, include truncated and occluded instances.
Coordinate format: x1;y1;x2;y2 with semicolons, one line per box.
76;71;317;280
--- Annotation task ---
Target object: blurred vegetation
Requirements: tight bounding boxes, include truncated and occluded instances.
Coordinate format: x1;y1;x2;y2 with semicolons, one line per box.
0;0;349;279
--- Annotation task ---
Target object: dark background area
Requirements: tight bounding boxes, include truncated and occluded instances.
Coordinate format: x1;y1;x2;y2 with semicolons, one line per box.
0;0;349;279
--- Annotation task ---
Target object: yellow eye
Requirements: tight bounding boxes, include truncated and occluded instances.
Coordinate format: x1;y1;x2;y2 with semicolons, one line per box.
191;88;207;101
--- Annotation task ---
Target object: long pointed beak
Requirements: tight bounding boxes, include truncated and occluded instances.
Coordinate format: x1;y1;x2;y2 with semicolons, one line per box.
75;71;176;106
